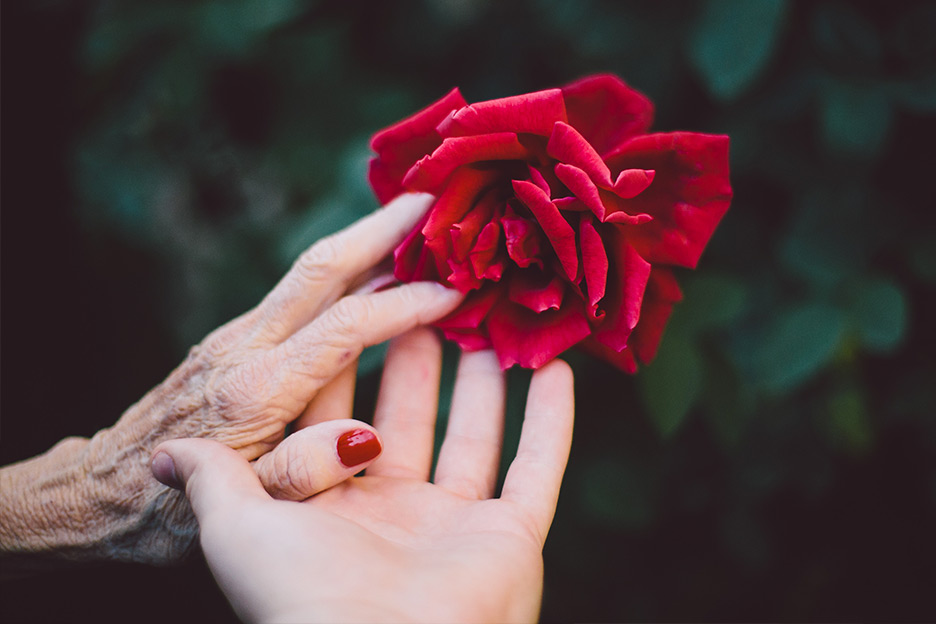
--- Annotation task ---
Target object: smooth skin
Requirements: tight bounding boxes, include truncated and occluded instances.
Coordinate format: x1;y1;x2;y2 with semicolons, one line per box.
0;193;464;567
153;333;575;624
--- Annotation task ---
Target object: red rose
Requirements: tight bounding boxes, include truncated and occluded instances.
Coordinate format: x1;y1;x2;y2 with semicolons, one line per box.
368;74;732;371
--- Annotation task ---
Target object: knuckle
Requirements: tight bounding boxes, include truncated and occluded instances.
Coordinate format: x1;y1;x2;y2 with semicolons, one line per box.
204;362;271;417
294;236;343;284
327;294;375;334
267;444;317;500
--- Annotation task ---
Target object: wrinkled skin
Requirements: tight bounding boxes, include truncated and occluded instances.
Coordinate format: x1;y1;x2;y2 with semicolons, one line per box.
368;74;733;371
0;194;464;567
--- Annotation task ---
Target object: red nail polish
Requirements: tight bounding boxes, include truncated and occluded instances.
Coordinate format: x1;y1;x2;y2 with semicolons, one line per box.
337;429;381;468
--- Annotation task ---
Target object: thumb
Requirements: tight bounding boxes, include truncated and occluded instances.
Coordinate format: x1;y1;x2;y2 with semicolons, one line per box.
151;439;268;520
253;419;382;501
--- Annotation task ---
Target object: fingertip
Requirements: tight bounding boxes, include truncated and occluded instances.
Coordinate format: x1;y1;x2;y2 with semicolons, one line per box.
408;280;466;308
535;357;574;384
382;192;436;223
254;420;383;501
150;439;267;515
151;450;182;490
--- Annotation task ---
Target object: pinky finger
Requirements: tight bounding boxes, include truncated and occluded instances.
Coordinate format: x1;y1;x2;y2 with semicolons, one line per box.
500;359;574;543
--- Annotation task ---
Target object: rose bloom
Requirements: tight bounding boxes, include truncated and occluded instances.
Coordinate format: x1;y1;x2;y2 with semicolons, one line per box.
368;74;732;371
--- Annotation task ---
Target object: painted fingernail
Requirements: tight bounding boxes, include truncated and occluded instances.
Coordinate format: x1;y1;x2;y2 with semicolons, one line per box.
151;451;183;490
337;428;382;468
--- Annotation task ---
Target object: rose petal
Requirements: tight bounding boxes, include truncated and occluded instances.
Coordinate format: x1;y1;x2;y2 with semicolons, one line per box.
554;197;589;211
561;74;655;157
369;88;468;204
512;179;578;280
423;167;500;240
487;299;591;369
591;232;651;352
436;283;501;330
578;338;638;373
546;121;613;187
421;168;500;277
613;168;656;198
508;269;565;313
501;207;545;269
445;257;482;292
393;211;434;282
402;133;530;195
605;132;732;269
436;88;568;138
436;284;502;350
554;163;652;225
450;187;501;261
527;164;551;195
630;268;682;364
579;216;608;317
470;221;506;281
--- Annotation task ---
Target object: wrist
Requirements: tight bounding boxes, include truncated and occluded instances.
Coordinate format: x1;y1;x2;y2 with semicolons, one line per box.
0;422;198;569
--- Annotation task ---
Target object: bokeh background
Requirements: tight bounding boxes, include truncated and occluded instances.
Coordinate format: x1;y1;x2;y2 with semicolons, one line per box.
3;0;935;621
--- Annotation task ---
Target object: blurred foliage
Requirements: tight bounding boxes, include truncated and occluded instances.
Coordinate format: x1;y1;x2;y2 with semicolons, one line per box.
3;0;936;622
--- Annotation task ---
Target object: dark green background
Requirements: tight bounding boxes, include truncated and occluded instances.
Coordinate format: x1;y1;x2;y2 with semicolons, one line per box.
3;0;935;621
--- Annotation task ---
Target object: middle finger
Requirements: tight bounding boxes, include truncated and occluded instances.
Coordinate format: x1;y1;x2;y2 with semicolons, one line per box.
366;328;443;481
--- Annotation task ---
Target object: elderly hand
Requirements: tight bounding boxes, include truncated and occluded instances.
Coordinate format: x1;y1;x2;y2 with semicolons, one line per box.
0;194;463;567
152;330;575;624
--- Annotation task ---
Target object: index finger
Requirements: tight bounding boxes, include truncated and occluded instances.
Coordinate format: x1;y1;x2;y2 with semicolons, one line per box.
254;193;435;342
500;359;574;543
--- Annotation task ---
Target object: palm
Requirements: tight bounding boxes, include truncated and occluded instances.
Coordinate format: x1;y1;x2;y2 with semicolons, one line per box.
296;475;544;623
190;330;573;624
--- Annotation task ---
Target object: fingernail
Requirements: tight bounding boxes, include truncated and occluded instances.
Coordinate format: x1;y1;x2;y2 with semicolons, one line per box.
336;428;382;468
151;451;183;489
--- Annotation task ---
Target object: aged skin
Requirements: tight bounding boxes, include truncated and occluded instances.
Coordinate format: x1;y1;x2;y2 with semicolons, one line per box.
0;194;463;569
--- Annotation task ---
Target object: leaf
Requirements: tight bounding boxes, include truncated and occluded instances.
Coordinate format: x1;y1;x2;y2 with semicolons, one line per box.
845;276;908;353
819;80;893;158
824;387;873;456
779;186;872;288
687;0;790;101
894;74;936;114
197;0;305;57
680;274;749;333
639;331;703;437
578;455;657;530
811;2;883;69
755;302;846;393
908;235;936;285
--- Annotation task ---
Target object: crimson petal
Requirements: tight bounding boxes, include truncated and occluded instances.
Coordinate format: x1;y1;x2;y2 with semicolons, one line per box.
630;268;682;364
393;211;434;282
369;88;468;204
554;163;652;225
501;208;545;269
470;222;506;281
436;88;568;138
546;122;613;187
512;179;578;280
435;284;502;351
591;232;651;352
605;132;732;269
578;338;638;373
579;216;608;318
508;269;566;313
402;133;530;195
487;299;591;369
449;187;500;262
561;74;654;157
